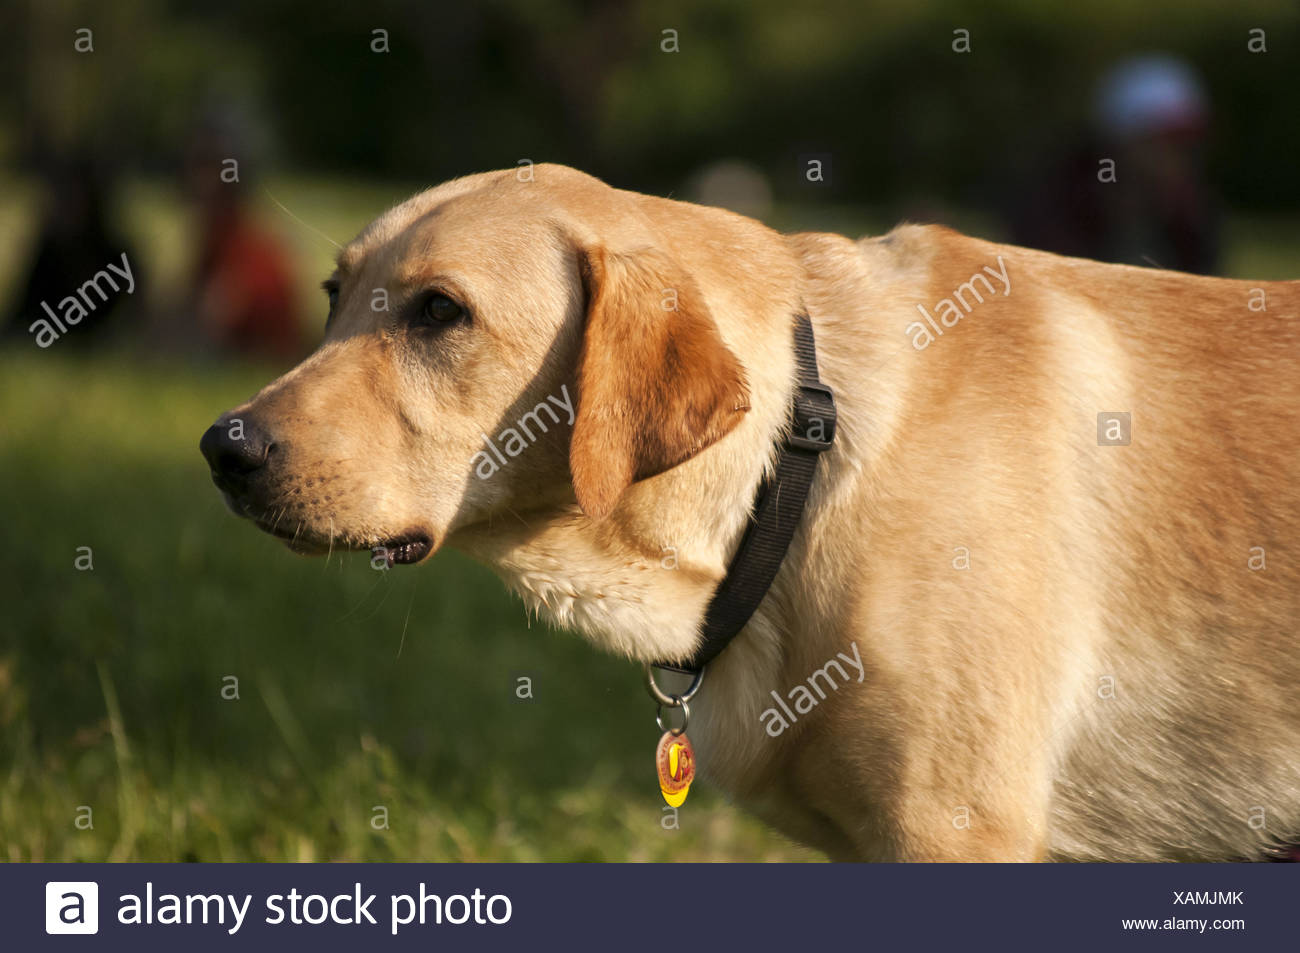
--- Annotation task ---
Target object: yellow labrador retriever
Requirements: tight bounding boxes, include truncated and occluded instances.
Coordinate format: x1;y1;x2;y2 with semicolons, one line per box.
200;164;1300;861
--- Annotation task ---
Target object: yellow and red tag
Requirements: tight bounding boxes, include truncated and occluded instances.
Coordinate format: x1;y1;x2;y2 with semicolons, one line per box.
656;731;695;807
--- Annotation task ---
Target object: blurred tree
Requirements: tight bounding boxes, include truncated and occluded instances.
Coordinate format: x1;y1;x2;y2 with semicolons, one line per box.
0;0;1295;211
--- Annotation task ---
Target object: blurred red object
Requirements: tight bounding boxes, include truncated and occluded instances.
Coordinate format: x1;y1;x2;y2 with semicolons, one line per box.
194;203;301;361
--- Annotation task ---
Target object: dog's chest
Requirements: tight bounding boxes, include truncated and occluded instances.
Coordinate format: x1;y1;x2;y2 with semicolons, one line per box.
487;544;714;662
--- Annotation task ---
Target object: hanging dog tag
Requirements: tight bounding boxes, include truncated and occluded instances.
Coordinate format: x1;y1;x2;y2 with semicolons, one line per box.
656;731;695;807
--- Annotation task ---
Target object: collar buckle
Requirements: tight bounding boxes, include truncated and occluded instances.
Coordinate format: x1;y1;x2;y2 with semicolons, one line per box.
787;381;837;454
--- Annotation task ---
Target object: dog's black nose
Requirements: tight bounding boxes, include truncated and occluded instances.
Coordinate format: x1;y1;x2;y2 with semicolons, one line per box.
200;414;276;481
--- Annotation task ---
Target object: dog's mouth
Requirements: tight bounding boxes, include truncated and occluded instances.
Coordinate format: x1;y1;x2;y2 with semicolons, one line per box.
258;522;434;565
237;504;434;565
216;483;435;565
371;534;433;567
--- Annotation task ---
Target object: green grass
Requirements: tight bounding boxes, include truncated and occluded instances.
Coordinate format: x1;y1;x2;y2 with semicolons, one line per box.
0;353;811;861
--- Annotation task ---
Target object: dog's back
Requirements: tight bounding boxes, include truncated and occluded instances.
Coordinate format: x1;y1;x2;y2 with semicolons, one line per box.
802;226;1300;859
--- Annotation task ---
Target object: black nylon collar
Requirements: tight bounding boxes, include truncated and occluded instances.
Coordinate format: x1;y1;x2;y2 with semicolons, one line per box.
655;312;836;675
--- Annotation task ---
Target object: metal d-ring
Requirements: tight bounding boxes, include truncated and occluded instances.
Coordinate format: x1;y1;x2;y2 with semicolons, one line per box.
644;663;705;707
656;697;691;736
645;663;705;737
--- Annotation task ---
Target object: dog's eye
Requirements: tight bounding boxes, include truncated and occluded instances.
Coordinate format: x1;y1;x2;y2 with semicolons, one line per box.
322;280;340;329
419;293;466;326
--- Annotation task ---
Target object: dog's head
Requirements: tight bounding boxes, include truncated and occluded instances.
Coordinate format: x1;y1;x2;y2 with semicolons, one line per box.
199;164;756;565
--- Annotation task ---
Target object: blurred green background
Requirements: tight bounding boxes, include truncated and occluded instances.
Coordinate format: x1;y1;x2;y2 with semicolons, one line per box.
1;0;1297;861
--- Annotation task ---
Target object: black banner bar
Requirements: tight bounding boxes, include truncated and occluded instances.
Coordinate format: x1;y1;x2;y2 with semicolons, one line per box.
11;862;1295;950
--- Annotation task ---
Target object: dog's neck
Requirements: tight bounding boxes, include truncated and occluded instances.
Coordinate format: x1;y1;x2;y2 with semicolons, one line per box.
453;425;783;664
453;236;873;797
455;278;803;663
451;317;838;801
452;444;806;796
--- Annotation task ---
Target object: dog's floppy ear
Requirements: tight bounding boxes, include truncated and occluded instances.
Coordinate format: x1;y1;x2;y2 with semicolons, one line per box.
570;245;750;519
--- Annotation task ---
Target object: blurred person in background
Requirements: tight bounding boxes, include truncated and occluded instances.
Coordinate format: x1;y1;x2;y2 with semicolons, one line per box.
3;151;142;347
1006;55;1221;275
178;109;303;363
